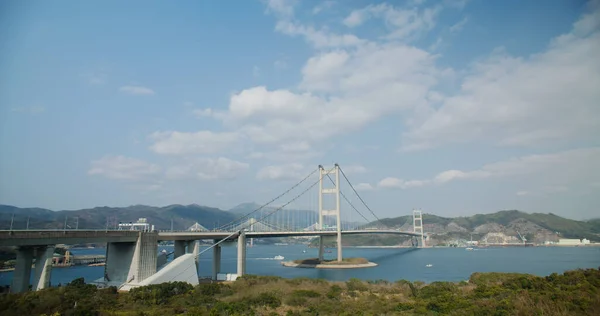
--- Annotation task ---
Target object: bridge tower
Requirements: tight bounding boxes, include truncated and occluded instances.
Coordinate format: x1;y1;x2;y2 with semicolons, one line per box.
318;164;342;262
413;209;425;247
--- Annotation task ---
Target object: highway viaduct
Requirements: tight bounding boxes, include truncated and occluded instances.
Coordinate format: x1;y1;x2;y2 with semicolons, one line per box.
0;229;424;293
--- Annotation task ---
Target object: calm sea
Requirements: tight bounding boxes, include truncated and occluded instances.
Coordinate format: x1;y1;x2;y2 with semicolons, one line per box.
1;245;599;286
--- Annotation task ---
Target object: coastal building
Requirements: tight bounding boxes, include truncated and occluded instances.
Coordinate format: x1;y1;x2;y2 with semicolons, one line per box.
558;238;582;245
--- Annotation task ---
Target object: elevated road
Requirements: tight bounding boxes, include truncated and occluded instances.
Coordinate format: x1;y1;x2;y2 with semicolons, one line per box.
157;229;422;240
0;230;140;247
0;229;423;246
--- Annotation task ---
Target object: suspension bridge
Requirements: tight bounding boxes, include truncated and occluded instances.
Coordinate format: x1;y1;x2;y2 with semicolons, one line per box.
0;164;427;293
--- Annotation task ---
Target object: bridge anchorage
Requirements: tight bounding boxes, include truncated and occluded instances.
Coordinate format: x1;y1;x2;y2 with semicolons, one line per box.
0;164;426;293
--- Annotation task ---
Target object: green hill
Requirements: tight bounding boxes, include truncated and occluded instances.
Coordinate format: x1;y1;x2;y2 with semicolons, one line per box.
372;210;600;241
0;204;237;231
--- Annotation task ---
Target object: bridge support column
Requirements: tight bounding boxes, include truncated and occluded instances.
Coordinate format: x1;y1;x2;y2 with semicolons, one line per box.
174;240;186;258
318;236;324;261
33;246;55;290
237;231;246;277
212;240;221;280
319;164;343;262
11;246;34;293
104;232;158;286
185;240;194;253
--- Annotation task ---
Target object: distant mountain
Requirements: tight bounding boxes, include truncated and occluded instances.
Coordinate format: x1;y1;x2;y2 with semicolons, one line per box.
0;204;237;231
370;210;600;242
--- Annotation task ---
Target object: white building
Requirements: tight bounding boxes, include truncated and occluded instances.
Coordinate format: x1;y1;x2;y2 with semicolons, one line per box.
118;218;154;232
558;238;581;246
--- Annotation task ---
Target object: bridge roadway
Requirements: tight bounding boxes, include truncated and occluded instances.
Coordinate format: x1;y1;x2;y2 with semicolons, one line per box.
0;229;422;247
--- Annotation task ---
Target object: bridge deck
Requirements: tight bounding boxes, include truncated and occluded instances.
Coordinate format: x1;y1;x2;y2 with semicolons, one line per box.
0;229;422;246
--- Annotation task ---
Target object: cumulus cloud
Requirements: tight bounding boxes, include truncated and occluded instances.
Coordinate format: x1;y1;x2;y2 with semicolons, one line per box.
355;183;374;191
192;108;213;117
165;157;249;180
343;3;442;40
88;155;161;180
402;8;600;150
379;147;600;189
119;85;155;95
149;130;239;155
256;163;311;181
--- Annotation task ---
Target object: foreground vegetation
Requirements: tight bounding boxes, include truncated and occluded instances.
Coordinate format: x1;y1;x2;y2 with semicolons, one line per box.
0;268;599;315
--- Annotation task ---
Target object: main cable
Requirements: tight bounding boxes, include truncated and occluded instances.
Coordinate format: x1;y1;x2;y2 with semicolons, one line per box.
338;166;386;228
216;167;319;231
324;173;371;224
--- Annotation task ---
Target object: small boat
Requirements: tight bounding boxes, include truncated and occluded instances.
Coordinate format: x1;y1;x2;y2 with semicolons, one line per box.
274;255;284;260
425;264;433;268
466;247;474;251
302;250;306;253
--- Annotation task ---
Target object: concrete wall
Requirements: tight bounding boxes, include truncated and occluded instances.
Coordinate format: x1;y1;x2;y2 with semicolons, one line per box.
120;253;199;291
105;242;137;284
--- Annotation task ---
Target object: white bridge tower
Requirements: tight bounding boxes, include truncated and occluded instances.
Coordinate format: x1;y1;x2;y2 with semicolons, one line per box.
318;164;342;262
413;209;425;247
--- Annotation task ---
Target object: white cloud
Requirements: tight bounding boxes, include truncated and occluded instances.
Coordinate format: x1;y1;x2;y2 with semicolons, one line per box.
265;0;296;18
355;183;374;191
343;3;442;40
119;85;155;95
342;165;367;174
192;108;213;117
402;9;600;150
449;16;468;33
222;40;439;147
377;177;429;189
274;58;288;70
312;1;335;14
256;163;310;181
149;130;239;155
275;20;365;48
88;155;161;181
83;72;107;85
11;105;45;114
380;147;600;189
165;157;249;180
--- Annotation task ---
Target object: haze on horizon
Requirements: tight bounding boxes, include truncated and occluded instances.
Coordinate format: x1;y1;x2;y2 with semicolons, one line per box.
1;0;599;220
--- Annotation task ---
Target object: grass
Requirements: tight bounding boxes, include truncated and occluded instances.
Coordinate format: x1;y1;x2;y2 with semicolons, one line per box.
1;268;599;315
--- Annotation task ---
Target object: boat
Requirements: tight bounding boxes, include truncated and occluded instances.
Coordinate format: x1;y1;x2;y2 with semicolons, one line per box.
274;255;284;260
302;250;306;253
466;247;474;251
426;264;433;267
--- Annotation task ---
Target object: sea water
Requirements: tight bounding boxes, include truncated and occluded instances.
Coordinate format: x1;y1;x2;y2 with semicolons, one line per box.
1;245;599;286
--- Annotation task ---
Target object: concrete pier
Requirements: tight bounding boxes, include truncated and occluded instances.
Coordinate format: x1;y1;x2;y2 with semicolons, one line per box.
33;246;55;290
212;240;221;280
174;240;186;258
318;236;324;261
237;231;246;276
103;232;158;286
11;247;34;293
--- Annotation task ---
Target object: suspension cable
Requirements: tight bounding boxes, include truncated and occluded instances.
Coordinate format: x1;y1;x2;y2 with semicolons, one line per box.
324;173;371;224
216;167;319;230
252;166;328;227
338;166;386;228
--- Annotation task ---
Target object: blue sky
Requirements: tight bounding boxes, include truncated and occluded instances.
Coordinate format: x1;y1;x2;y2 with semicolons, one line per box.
1;0;599;220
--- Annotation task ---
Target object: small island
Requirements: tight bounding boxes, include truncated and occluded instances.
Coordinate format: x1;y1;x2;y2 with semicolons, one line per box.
281;257;377;269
